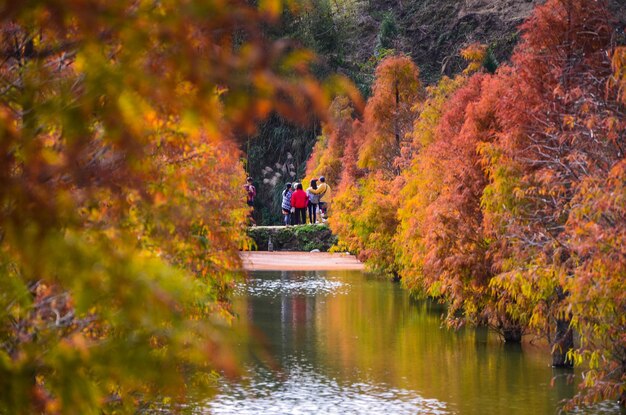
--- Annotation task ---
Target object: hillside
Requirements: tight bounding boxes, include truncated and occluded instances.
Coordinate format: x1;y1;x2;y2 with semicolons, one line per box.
335;0;625;84
337;0;541;84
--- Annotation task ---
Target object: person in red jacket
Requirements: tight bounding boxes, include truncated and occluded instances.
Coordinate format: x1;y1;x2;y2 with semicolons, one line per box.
290;183;308;225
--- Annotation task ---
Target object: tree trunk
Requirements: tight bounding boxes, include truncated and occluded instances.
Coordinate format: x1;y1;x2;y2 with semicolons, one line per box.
394;78;400;145
502;326;522;343
551;317;574;368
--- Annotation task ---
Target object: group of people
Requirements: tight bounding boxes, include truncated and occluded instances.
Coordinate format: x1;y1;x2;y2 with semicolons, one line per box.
281;176;330;226
244;175;330;226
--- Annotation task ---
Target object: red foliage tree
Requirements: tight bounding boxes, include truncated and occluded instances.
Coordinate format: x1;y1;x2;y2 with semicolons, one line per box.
483;0;624;377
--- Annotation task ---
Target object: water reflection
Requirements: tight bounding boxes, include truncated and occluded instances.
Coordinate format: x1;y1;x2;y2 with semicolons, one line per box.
237;271;347;297
204;271;619;415
208;357;449;414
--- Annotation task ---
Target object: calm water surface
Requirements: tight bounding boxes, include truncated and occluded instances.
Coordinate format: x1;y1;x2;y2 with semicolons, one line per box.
202;271;621;415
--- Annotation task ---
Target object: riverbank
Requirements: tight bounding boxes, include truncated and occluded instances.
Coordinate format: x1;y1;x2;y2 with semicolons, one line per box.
247;224;337;252
240;251;365;271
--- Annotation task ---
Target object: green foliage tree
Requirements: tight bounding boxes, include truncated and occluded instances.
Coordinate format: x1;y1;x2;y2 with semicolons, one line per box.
376;12;398;53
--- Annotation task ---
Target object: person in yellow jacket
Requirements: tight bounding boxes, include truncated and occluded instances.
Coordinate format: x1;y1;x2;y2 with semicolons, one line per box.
309;176;331;220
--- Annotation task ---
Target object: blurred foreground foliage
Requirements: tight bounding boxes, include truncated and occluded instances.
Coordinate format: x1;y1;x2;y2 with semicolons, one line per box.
0;0;357;413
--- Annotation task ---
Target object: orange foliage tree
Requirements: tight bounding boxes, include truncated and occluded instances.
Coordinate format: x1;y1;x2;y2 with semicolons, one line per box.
0;0;345;413
306;95;355;187
328;55;421;275
395;75;468;294
612;47;626;105
357;55;421;176
565;160;626;407
411;74;524;339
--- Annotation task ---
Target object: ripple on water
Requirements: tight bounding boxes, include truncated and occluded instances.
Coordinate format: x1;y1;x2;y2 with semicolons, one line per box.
235;274;348;298
203;359;449;415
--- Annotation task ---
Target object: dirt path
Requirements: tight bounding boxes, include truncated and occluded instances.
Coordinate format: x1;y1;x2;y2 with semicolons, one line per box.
240;251;365;271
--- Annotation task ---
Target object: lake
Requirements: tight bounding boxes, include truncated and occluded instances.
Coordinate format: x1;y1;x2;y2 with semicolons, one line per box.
201;270;621;414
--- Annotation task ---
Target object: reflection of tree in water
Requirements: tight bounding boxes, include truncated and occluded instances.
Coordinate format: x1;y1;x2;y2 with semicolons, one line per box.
242;271;320;364
234;270;587;414
279;271;318;359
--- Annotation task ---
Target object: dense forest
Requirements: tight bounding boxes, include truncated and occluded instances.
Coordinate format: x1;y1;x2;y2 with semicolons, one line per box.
305;0;626;408
0;0;625;413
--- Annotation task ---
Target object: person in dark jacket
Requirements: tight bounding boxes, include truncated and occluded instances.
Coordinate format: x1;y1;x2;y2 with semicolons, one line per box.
244;177;256;206
290;183;308;225
281;183;293;226
244;177;257;225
